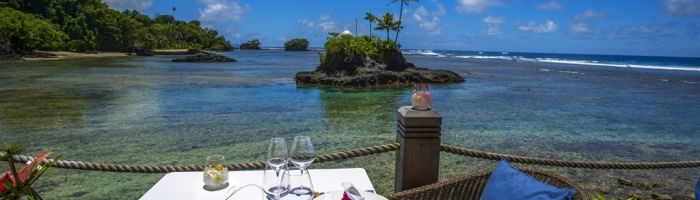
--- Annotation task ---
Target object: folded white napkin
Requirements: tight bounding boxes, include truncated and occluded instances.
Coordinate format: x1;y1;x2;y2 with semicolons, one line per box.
341;182;364;200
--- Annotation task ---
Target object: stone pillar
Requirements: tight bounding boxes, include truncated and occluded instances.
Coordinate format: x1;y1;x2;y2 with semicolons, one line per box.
394;106;442;192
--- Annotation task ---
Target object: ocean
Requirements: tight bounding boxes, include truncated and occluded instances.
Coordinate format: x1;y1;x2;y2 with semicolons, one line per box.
403;49;700;72
0;49;698;198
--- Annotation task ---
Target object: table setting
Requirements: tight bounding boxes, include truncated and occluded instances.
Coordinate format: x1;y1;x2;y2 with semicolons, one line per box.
140;135;387;200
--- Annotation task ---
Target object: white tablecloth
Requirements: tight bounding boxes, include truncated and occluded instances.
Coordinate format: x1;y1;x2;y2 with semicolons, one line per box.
140;168;376;200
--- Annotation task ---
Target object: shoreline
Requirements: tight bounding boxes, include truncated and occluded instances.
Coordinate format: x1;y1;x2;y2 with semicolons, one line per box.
23;51;132;62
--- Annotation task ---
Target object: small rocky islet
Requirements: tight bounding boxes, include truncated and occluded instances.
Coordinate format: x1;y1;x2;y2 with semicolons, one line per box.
295;34;464;87
171;51;236;63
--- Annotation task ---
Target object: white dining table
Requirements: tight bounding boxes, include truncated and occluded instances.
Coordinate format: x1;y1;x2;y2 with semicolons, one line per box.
140;168;377;200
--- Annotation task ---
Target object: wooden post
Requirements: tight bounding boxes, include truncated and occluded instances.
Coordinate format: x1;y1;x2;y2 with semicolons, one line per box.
395;106;442;192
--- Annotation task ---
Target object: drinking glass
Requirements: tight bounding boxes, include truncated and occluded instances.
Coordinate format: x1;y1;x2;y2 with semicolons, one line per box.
263;162;290;199
202;155;229;191
267;137;288;175
290;136;315;173
284;169;314;200
411;83;432;110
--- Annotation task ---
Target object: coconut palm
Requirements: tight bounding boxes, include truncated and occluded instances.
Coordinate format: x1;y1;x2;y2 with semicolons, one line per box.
391;0;418;43
364;12;378;37
375;13;401;41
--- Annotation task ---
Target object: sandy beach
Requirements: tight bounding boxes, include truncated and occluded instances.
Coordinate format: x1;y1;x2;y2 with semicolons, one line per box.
22;51;132;61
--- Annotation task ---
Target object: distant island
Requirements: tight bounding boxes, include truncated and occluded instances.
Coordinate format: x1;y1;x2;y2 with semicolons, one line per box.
295;33;463;87
239;39;262;50
0;1;232;60
284;38;309;51
295;11;463;87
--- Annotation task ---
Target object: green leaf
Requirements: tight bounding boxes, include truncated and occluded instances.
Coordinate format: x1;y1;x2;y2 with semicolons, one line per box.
28;187;43;200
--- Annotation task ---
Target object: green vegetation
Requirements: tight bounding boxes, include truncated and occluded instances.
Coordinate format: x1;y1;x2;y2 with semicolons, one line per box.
391;0;418;42
375;13;402;41
364;12;379;38
239;39;261;49
0;0;232;53
284;38;309;51
0;7;67;54
318;34;406;75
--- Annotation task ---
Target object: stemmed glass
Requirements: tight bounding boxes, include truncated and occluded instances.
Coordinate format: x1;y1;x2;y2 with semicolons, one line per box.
264;137;289;199
267;137;288;175
282;169;314;200
289;136;315;173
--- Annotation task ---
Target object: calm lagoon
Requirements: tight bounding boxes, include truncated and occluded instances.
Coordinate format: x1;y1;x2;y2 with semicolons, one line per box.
1;50;699;198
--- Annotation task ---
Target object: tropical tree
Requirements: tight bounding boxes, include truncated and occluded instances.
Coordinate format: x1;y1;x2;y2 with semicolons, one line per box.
239;39;261;49
0;7;67;53
375;13;401;42
391;0;418;42
284;38;309;51
364;12;378;37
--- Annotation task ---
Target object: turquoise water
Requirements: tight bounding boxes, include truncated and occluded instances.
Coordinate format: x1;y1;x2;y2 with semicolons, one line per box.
0;50;699;199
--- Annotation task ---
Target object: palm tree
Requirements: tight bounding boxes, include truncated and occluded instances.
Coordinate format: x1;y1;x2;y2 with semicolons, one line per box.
364;12;378;37
375;13;401;41
391;0;418;42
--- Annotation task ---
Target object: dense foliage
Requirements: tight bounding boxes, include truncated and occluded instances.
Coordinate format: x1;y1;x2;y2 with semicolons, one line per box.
284;38;309;51
0;0;232;53
239;39;261;49
318;34;406;75
0;7;67;53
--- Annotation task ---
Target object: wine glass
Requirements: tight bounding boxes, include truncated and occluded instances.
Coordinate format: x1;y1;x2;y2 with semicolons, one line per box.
202;155;229;191
267;137;288;175
284;169;314;200
290;136;315;173
263;164;290;200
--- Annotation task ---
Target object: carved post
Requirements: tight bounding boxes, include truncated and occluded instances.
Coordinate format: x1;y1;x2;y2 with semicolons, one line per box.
395;106;442;192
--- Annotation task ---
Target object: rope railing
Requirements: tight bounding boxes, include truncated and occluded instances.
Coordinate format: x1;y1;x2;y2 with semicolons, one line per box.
9;143;400;173
440;144;700;169
7;142;700;173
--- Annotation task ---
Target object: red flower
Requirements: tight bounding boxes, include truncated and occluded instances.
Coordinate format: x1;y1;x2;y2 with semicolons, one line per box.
0;151;49;193
18;151;49;183
0;172;16;192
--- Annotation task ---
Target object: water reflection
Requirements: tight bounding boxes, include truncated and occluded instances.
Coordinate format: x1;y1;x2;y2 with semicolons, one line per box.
317;88;407;132
0;87;94;133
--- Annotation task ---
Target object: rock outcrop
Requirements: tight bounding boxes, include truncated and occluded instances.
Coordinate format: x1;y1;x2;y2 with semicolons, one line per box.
172;52;236;62
295;57;463;87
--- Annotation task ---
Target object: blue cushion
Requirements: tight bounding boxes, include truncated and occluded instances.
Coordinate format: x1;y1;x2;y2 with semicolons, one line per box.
480;160;576;200
695;178;699;200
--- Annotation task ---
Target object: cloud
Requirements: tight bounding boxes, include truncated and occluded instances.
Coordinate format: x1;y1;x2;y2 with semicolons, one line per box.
482;16;504;35
198;0;248;23
570;9;604;35
518;20;557;33
664;0;700;16
318;15;338;33
536;1;564;10
297;14;340;35
573;9;605;21
298;19;315;28
615;24;665;34
103;0;153;11
570;23;591;34
412;4;446;35
457;0;500;14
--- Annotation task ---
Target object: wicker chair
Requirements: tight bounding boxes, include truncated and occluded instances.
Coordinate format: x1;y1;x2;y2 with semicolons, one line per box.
389;168;590;200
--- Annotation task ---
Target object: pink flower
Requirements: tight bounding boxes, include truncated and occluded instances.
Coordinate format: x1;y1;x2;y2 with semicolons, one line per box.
0;151;49;192
18;151;49;183
0;172;16;192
